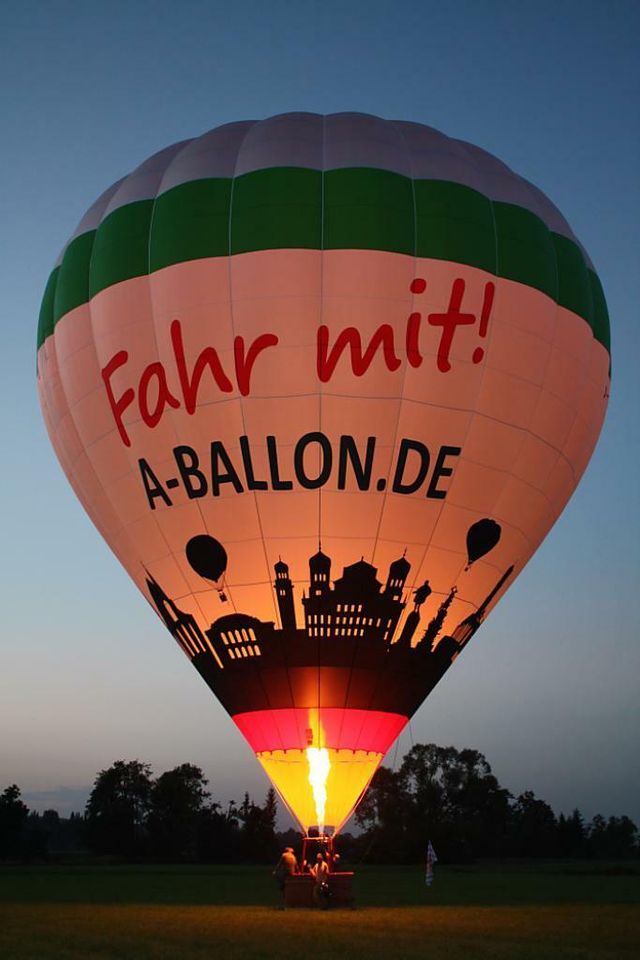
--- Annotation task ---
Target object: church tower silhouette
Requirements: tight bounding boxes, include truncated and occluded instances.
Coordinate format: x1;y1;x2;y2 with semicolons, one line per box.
309;549;331;599
383;554;410;601
145;572;208;657
274;558;297;630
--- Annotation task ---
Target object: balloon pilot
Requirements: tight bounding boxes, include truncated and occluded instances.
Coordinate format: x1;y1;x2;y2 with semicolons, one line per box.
273;845;298;907
310;852;331;909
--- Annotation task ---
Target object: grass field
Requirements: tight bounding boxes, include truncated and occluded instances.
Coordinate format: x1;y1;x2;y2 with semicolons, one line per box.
1;862;638;959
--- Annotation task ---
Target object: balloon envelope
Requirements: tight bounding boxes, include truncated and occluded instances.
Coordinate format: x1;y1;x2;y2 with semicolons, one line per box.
37;113;610;835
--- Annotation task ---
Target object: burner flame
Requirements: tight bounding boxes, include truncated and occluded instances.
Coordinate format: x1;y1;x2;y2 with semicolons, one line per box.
306;746;331;834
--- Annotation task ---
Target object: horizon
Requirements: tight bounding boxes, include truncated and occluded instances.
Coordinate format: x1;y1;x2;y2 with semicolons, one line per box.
14;729;638;830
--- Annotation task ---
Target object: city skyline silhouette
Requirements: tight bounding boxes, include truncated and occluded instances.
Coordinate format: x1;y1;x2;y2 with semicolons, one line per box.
146;544;514;717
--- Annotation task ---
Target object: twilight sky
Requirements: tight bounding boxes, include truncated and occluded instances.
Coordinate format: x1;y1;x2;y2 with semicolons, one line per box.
1;0;639;827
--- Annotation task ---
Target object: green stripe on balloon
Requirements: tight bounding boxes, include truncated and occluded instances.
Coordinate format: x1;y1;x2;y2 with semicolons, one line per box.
54;231;94;320
38;168;610;357
89;200;154;298
37;266;60;348
324;167;414;253
151;178;232;267
414;180;496;274
553;234;594;325
232;167;323;253
589;273;610;354
493;203;558;301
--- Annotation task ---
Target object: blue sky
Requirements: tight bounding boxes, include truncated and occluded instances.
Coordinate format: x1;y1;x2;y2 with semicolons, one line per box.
1;0;639;825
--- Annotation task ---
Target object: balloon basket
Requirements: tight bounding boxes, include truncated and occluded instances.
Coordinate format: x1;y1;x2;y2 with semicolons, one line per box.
284;872;355;909
282;833;355;908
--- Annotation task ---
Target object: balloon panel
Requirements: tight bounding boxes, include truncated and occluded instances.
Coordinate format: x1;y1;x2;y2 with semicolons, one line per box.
258;749;382;836
37;114;610;833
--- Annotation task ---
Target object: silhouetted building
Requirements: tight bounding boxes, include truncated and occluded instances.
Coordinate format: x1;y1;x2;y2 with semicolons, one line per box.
383;554;411;601
147;550;513;678
420;587;457;651
429;634;459;669
452;565;514;649
146;528;508;721
274;558;297;630
303;556;408;644
451;614;476;648
145;572;209;658
309;549;331;599
205;613;278;664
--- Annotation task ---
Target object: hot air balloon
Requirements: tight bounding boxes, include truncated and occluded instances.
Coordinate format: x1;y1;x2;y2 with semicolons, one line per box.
37;113;610;838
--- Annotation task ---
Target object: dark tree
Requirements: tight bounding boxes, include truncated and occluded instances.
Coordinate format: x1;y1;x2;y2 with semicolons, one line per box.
588;814;638;859
355;744;512;862
196;800;240;863
510;791;557;857
602;816;638;859
148;763;210;860
355;766;410;860
237;789;279;862
0;785;29;860
399;744;511;861
40;809;60;831
41;810;86;855
263;787;278;833
85;760;153;858
557;809;587;858
447;748;512;859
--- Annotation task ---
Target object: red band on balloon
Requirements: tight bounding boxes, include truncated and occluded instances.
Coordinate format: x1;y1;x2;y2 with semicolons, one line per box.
232;708;408;755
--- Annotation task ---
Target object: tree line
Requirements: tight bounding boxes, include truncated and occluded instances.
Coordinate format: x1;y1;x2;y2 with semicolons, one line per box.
0;762;279;863
1;745;637;863
354;744;639;862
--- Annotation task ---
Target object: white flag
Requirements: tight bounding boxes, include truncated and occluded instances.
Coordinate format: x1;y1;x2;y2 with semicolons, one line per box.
425;840;438;886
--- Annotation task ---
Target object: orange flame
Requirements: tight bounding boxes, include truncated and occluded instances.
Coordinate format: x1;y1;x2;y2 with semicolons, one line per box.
306;746;331;833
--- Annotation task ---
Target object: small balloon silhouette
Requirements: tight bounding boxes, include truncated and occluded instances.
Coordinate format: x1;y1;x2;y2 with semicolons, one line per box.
466;519;501;569
186;535;228;582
